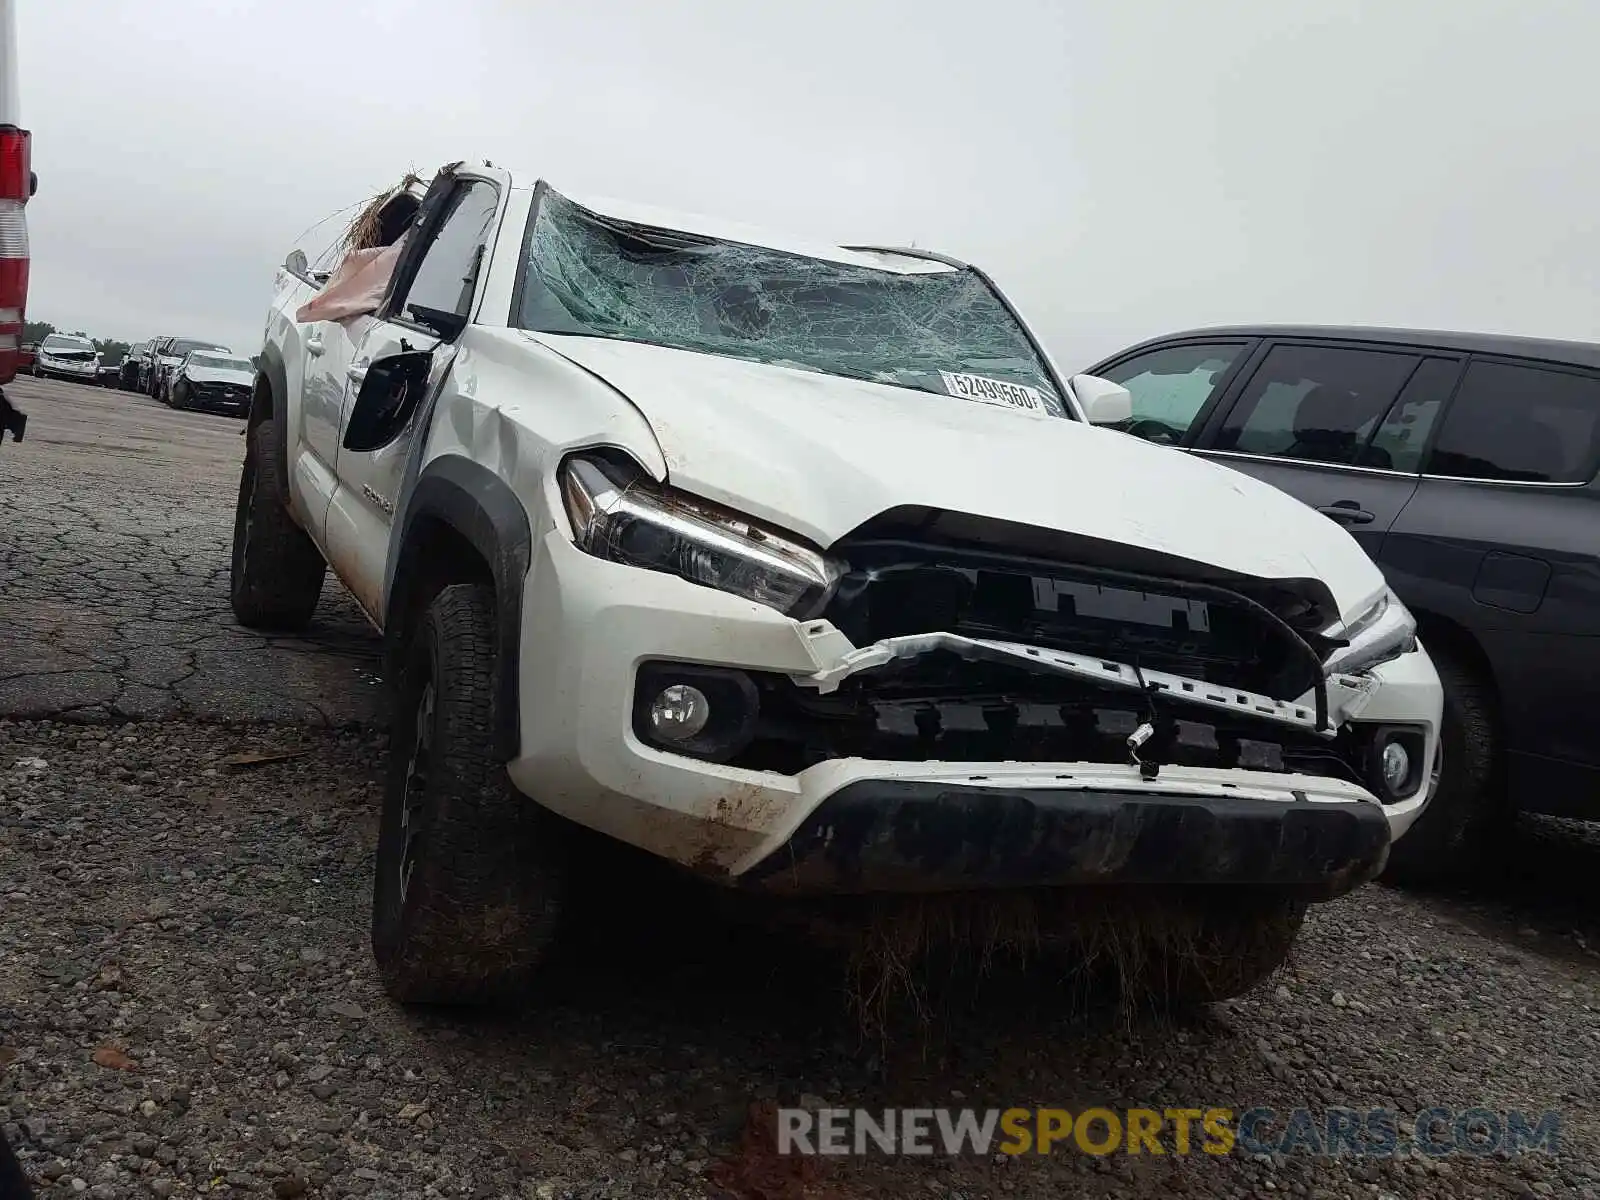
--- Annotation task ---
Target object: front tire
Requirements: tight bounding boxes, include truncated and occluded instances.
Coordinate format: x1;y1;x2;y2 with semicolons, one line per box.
229;418;326;630
1383;646;1503;883
372;582;567;1005
170;381;190;411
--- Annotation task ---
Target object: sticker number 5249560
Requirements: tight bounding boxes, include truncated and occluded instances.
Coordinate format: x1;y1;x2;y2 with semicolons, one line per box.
939;371;1049;416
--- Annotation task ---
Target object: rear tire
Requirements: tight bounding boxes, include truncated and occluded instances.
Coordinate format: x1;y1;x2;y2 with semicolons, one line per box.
229;418;326;630
1382;646;1503;883
372;581;567;1005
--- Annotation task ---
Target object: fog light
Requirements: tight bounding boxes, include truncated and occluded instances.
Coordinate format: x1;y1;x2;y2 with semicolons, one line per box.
649;684;710;742
1380;740;1411;793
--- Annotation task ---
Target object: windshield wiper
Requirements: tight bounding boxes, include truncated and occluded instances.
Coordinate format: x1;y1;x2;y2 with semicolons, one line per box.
769;358;946;396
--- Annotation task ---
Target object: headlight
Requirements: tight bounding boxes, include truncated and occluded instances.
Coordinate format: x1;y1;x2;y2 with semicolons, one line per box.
1322;588;1417;676
559;454;844;617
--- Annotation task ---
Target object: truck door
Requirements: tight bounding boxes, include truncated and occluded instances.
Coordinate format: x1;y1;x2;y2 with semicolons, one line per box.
323;176;500;623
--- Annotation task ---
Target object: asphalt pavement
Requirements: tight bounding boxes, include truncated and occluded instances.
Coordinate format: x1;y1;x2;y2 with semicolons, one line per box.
0;376;383;725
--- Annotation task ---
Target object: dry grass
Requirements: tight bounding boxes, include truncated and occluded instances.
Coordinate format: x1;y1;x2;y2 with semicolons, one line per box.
337;171;424;258
807;889;1304;1046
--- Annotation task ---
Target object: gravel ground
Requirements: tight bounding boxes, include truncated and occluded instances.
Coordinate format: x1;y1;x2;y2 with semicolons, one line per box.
3;720;1600;1199
5;379;1600;1198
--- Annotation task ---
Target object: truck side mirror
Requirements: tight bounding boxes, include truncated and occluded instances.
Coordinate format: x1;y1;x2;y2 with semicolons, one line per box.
342;350;433;452
284;249;310;280
1071;374;1134;425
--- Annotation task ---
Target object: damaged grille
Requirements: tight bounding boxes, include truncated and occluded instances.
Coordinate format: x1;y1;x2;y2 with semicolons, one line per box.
194;382;250;401
822;539;1326;703
729;657;1359;782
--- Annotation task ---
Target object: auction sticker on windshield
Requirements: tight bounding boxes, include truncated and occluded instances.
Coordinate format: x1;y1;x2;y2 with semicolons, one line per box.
940;371;1049;416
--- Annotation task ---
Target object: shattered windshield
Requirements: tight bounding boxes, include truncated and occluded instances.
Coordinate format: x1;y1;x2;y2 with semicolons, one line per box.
42;335;93;353
168;339;227;358
515;190;1067;416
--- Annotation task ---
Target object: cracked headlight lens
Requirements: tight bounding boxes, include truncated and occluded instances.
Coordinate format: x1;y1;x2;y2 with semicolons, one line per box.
1322;588;1418;676
559;454;844;617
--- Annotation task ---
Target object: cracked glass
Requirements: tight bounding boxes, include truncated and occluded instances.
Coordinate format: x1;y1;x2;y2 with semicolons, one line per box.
515;190;1066;415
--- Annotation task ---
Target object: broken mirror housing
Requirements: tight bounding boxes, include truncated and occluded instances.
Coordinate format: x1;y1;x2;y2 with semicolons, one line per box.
559;453;845;617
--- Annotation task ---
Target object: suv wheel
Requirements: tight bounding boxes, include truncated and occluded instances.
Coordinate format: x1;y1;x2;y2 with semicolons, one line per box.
229;418;326;630
372;582;567;1005
1382;646;1503;883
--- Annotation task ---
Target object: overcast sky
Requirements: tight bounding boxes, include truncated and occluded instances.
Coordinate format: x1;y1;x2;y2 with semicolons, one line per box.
15;0;1600;368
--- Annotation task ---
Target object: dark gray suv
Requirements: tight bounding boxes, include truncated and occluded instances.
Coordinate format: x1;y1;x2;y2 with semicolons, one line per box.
1087;325;1600;878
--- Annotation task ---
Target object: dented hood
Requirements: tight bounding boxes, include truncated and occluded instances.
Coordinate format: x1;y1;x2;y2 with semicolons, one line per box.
527;334;1387;621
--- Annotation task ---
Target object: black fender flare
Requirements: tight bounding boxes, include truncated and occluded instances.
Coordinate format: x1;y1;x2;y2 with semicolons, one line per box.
383;454;531;760
252;340;291;488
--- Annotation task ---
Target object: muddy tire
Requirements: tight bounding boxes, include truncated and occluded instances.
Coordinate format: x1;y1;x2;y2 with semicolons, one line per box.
371;581;567;1006
1382;646;1503;884
229;418;326;630
1137;895;1306;1006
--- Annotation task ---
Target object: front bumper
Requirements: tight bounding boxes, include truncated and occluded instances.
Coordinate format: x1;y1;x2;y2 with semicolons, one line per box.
508;532;1442;898
741;773;1390;900
190;386;251;413
38;358;97;378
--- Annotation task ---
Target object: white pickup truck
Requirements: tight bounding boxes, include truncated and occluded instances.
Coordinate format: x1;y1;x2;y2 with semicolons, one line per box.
234;163;1442;1008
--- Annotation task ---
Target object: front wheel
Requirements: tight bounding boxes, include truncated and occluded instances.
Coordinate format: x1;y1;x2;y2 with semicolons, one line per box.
169;382;190;411
229;418;326;630
372;581;567;1005
1383;646;1503;883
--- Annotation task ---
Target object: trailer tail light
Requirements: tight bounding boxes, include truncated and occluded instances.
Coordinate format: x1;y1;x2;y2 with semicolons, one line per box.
0;127;31;385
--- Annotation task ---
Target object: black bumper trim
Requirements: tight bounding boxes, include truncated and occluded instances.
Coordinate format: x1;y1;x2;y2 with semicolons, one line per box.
739;779;1391;901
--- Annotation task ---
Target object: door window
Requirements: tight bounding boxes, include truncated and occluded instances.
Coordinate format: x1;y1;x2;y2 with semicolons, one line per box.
1098;342;1245;443
1216;344;1418;467
1364;357;1458;473
1424;360;1600;483
399;181;499;326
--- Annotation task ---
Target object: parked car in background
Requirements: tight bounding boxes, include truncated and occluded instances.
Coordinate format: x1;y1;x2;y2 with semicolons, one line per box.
132;336;166;392
167;349;253;414
95;359;122;387
33;332;99;381
1087;324;1600;879
119;340;148;389
17;341;33;371
231;165;1442;1009
151;335;229;400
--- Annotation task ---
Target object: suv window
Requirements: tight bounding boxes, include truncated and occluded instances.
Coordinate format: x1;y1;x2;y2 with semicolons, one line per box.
1216;344;1418;468
1425;360;1600;483
1099;342;1245;444
1365;357;1458;473
402;181;498;325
